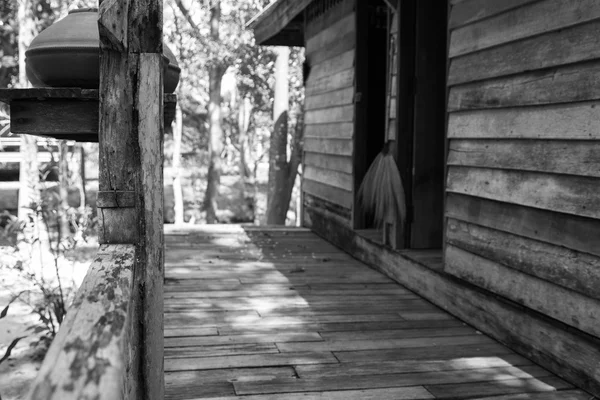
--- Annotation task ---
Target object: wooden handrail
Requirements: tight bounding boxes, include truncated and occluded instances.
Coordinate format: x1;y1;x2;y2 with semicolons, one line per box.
25;245;137;400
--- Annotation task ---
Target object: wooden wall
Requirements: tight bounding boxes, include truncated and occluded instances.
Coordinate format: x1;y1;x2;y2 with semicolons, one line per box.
303;0;355;224
445;0;600;386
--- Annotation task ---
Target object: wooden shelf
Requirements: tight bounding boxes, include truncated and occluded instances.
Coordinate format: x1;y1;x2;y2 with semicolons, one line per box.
0;88;176;142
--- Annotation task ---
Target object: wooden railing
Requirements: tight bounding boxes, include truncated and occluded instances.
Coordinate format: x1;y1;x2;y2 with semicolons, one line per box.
25;245;139;400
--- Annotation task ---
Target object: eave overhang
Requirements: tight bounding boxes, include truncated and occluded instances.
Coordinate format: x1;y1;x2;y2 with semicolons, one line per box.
248;0;312;47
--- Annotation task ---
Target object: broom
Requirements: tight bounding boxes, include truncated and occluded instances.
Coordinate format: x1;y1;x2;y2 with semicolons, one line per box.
357;13;406;233
357;141;406;228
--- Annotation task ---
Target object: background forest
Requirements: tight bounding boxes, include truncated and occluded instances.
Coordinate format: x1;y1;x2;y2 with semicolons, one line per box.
0;0;305;226
0;1;304;398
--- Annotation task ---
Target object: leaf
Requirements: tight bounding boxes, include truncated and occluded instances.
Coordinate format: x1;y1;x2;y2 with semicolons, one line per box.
0;336;26;365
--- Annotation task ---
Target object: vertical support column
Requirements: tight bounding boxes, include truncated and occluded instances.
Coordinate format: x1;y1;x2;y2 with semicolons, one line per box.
97;0;164;399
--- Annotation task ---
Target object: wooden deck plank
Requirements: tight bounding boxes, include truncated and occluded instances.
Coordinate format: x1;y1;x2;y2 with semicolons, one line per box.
233;365;553;395
217;319;467;335
164;351;339;372
295;354;533;378
276;335;494;353
318;326;478;341
334;343;515;363
469;390;592;399
165;332;323;348
165;343;280;359
163;227;581;399
195;386;435;400
425;376;573;398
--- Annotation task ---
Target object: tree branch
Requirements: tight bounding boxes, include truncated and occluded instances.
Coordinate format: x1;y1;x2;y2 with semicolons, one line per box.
173;0;203;36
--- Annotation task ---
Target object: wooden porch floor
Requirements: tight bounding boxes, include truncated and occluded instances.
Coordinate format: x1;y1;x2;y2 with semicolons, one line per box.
164;226;588;400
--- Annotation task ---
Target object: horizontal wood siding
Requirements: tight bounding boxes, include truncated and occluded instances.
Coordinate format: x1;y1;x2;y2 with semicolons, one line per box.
446;0;600;394
303;0;356;226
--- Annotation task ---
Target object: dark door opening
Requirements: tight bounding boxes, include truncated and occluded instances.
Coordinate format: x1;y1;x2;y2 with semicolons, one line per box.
354;0;389;230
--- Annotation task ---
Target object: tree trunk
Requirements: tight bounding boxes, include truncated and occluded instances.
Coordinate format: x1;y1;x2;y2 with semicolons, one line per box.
58;140;70;236
67;142;86;212
238;95;254;222
78;144;86;211
17;0;39;221
172;103;185;225
266;47;290;225
203;1;225;224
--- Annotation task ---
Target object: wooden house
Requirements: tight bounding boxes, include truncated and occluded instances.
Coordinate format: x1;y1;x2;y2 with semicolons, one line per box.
250;0;600;396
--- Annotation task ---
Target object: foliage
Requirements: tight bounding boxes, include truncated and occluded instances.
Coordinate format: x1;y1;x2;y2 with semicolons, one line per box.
0;187;96;367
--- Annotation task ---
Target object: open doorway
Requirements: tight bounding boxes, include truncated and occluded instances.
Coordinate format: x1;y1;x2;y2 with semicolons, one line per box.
353;0;389;237
355;0;447;251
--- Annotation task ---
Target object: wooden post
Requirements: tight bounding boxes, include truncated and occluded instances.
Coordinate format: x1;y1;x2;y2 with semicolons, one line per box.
97;1;164;399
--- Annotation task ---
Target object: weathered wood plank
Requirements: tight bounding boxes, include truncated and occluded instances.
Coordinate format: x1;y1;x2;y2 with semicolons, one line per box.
165;367;295;400
425;376;573;399
164;351;339;372
307;208;600;395
26;245;135;400
296;354;532;378
216;319;467;336
447;166;600;219
449;61;600;111
306;12;355;57
234;365;551;396
277;335;493;353
448;101;600;140
307;50;355;82
318;327;477;341
449;0;600;57
446;218;600;301
304;138;352;156
304;153;352;174
303;178;352;209
165;327;218;337
9;99;98;139
305;87;354;111
335;343;514;363
165;343;279;359
449;0;539;30
304;121;353;139
304;0;356;39
445;245;600;338
448;139;600;178
136;53;165;399
446;193;600;257
469;390;592;400
305;68;355;96
165;332;322;348
165;302;434;315
308;31;355;68
192;387;434;400
305;164;353;191
449;19;600;85
459;63;600;113
166;312;408;328
305;105;354;125
165;366;295;386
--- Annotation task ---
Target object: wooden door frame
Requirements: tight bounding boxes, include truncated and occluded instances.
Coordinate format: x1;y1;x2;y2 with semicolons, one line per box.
393;0;417;248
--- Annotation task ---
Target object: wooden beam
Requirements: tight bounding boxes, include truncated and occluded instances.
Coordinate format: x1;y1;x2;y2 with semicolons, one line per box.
98;1;164;399
25;245;136;400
